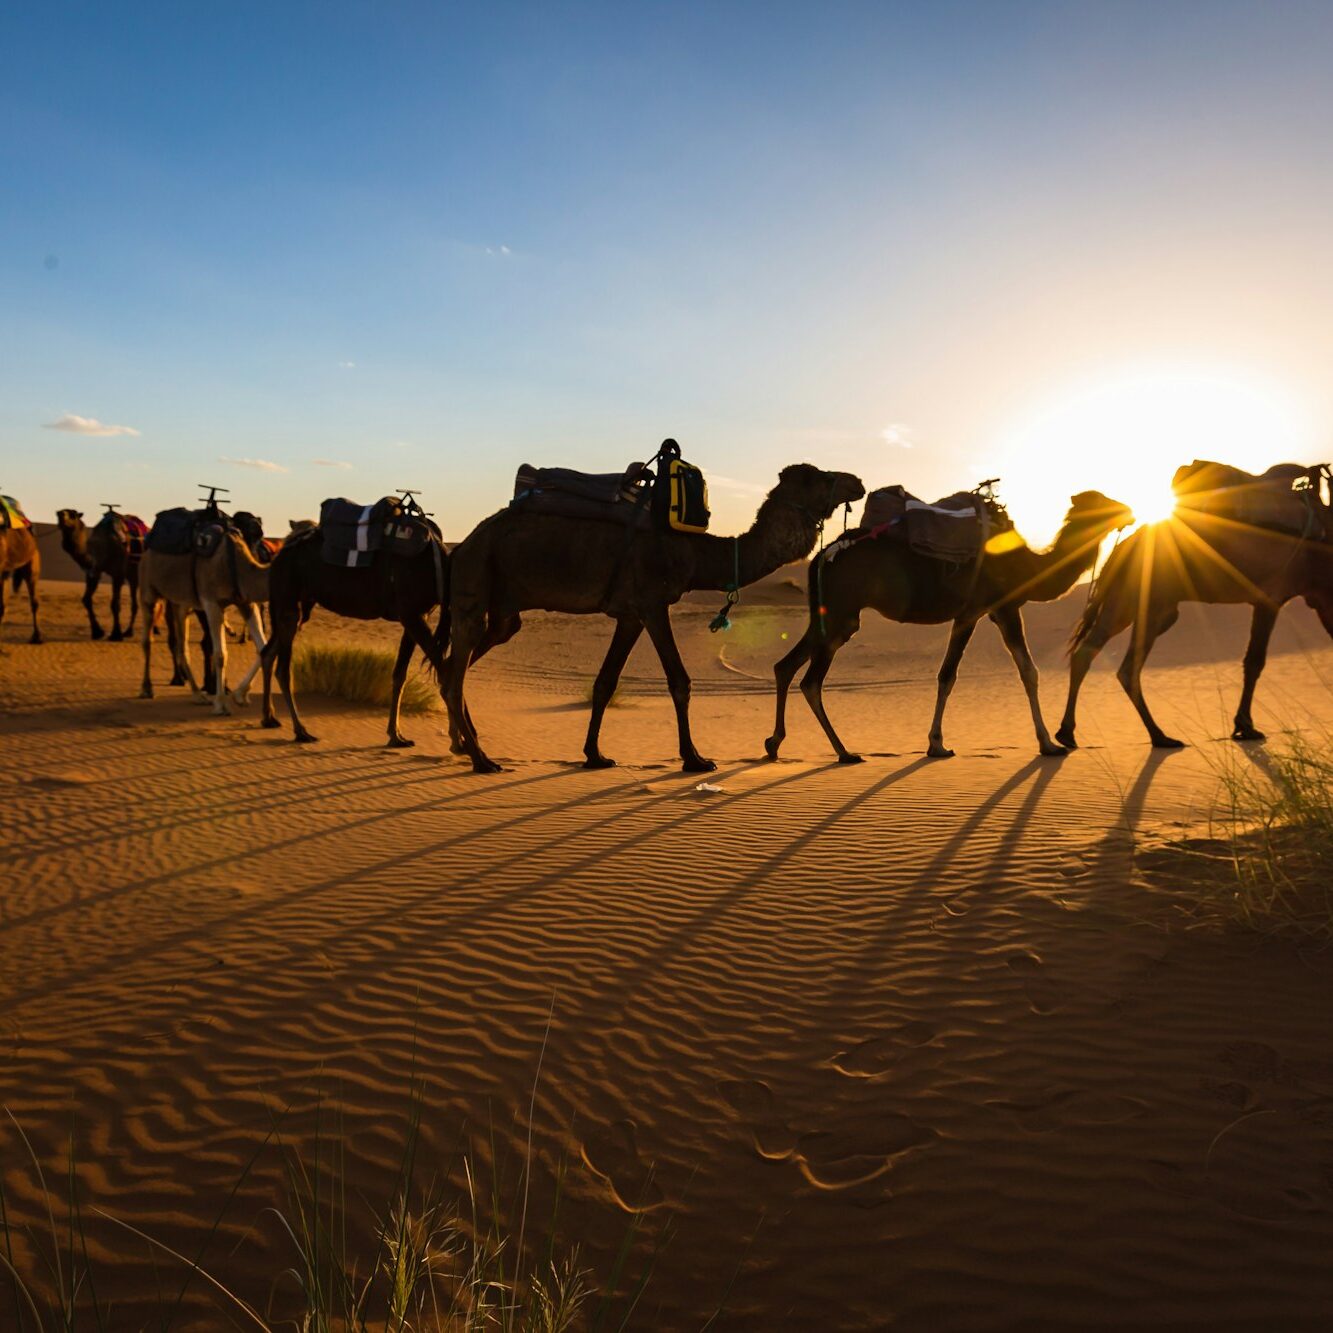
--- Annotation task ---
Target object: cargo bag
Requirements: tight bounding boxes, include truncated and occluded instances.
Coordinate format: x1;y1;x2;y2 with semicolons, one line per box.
320;497;387;568
146;507;198;555
662;458;710;533
858;486;990;563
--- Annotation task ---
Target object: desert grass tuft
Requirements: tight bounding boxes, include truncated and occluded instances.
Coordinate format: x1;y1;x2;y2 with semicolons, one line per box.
1153;732;1333;941
293;643;439;714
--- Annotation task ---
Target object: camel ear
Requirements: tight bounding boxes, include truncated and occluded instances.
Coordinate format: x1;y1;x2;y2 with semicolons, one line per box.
75;510;83;520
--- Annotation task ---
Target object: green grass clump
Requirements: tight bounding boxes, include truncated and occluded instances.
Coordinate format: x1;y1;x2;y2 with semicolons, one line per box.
293;644;440;715
1211;734;1333;941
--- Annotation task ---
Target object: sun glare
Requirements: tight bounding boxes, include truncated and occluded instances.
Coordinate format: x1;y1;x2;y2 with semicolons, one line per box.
992;367;1313;546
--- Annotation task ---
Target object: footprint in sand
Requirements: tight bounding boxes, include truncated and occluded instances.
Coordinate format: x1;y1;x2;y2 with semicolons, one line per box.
792;1117;935;1190
830;1024;939;1079
716;1078;935;1191
715;1079;799;1159
579;1119;665;1213
1004;949;1060;1015
987;1088;1148;1133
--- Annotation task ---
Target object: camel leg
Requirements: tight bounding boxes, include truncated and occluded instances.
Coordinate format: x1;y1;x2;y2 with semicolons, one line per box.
0;575;6;640
989;607;1065;757
583;616;644;769
797;623;861;763
1230;602;1279;741
175;605;204;695
229;605;269;706
109;574;128;640
386;627;417;747
1117;605;1182;748
1055;604;1132;750
449;612;521;753
923;618;979;759
270;608;316;741
165;602;184;685
139;593;156;698
202;601;232;715
445;611;502;773
21;564;41;643
127;565;139;636
642;606;713;772
84;572;104;640
765;626;817;760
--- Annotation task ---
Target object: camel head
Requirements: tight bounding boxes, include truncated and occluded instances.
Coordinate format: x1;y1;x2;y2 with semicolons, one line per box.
232;511;265;548
289;518;317;534
772;464;865;520
55;508;89;559
1060;491;1135;539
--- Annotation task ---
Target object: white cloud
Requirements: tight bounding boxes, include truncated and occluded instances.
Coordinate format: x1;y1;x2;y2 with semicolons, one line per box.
220;456;289;474
312;459;352;469
485;244;512;256
338;360;356;369
44;413;140;438
881;423;914;448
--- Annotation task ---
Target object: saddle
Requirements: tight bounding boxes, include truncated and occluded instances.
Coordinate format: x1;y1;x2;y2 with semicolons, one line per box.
508;440;712;534
859;484;1009;564
510;461;653;528
96;510;149;560
0;495;32;531
1171;459;1326;539
146;507;267;560
319;496;439;568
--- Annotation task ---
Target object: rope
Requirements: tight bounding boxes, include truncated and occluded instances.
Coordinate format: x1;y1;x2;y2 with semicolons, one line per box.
708;537;741;632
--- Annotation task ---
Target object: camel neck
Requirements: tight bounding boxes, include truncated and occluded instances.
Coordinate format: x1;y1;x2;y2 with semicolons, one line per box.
686;498;826;592
61;529;92;570
1023;522;1110;601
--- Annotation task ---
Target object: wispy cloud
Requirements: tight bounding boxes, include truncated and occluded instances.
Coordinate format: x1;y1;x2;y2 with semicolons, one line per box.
220;456;289;474
338;360;356;369
312;459;352;469
44;413;140;438
881;423;913;448
485;244;512;257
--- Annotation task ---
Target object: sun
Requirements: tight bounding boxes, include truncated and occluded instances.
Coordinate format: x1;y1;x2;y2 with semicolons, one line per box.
991;366;1313;545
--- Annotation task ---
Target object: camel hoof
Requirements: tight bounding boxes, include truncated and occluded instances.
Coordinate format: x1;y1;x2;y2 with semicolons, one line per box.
231;691;249;708
1231;726;1265;742
927;744;955;759
583;755;616;769
1152;735;1186;750
682;756;717;774
294;733;318;744
472;758;503;774
91;626;105;641
1054;727;1078;749
29;633;43;645
262;716;281;730
763;738;781;761
140;686;154;699
109;630;124;643
1039;743;1069;758
838;752;864;764
387;736;416;748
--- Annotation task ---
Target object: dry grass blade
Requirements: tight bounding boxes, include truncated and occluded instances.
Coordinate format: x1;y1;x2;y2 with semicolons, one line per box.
293;644;440;714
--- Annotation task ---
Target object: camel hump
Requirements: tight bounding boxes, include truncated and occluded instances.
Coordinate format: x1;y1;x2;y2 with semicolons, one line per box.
1172;458;1326;538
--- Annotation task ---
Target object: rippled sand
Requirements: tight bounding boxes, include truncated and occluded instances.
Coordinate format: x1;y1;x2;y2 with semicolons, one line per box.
3;574;1332;1328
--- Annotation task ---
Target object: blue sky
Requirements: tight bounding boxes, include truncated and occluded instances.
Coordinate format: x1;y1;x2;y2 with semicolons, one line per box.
5;1;1333;539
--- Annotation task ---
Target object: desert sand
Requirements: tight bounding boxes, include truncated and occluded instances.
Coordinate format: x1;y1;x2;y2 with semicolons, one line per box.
3;565;1333;1329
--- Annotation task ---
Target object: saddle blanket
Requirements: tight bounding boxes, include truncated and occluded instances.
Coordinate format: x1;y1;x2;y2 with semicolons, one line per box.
858;485;990;564
0;495;32;530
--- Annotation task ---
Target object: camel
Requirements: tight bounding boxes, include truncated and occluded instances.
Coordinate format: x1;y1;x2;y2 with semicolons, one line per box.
765;490;1134;762
444;462;865;773
139;528;271;715
55;507;145;640
257;519;449;746
0;518;41;644
1058;500;1333;749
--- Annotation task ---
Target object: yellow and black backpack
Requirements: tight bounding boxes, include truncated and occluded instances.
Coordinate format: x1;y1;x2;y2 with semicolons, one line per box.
652;439;711;534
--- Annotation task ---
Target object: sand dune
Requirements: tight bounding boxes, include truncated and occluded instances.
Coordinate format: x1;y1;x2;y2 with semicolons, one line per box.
2;577;1332;1328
